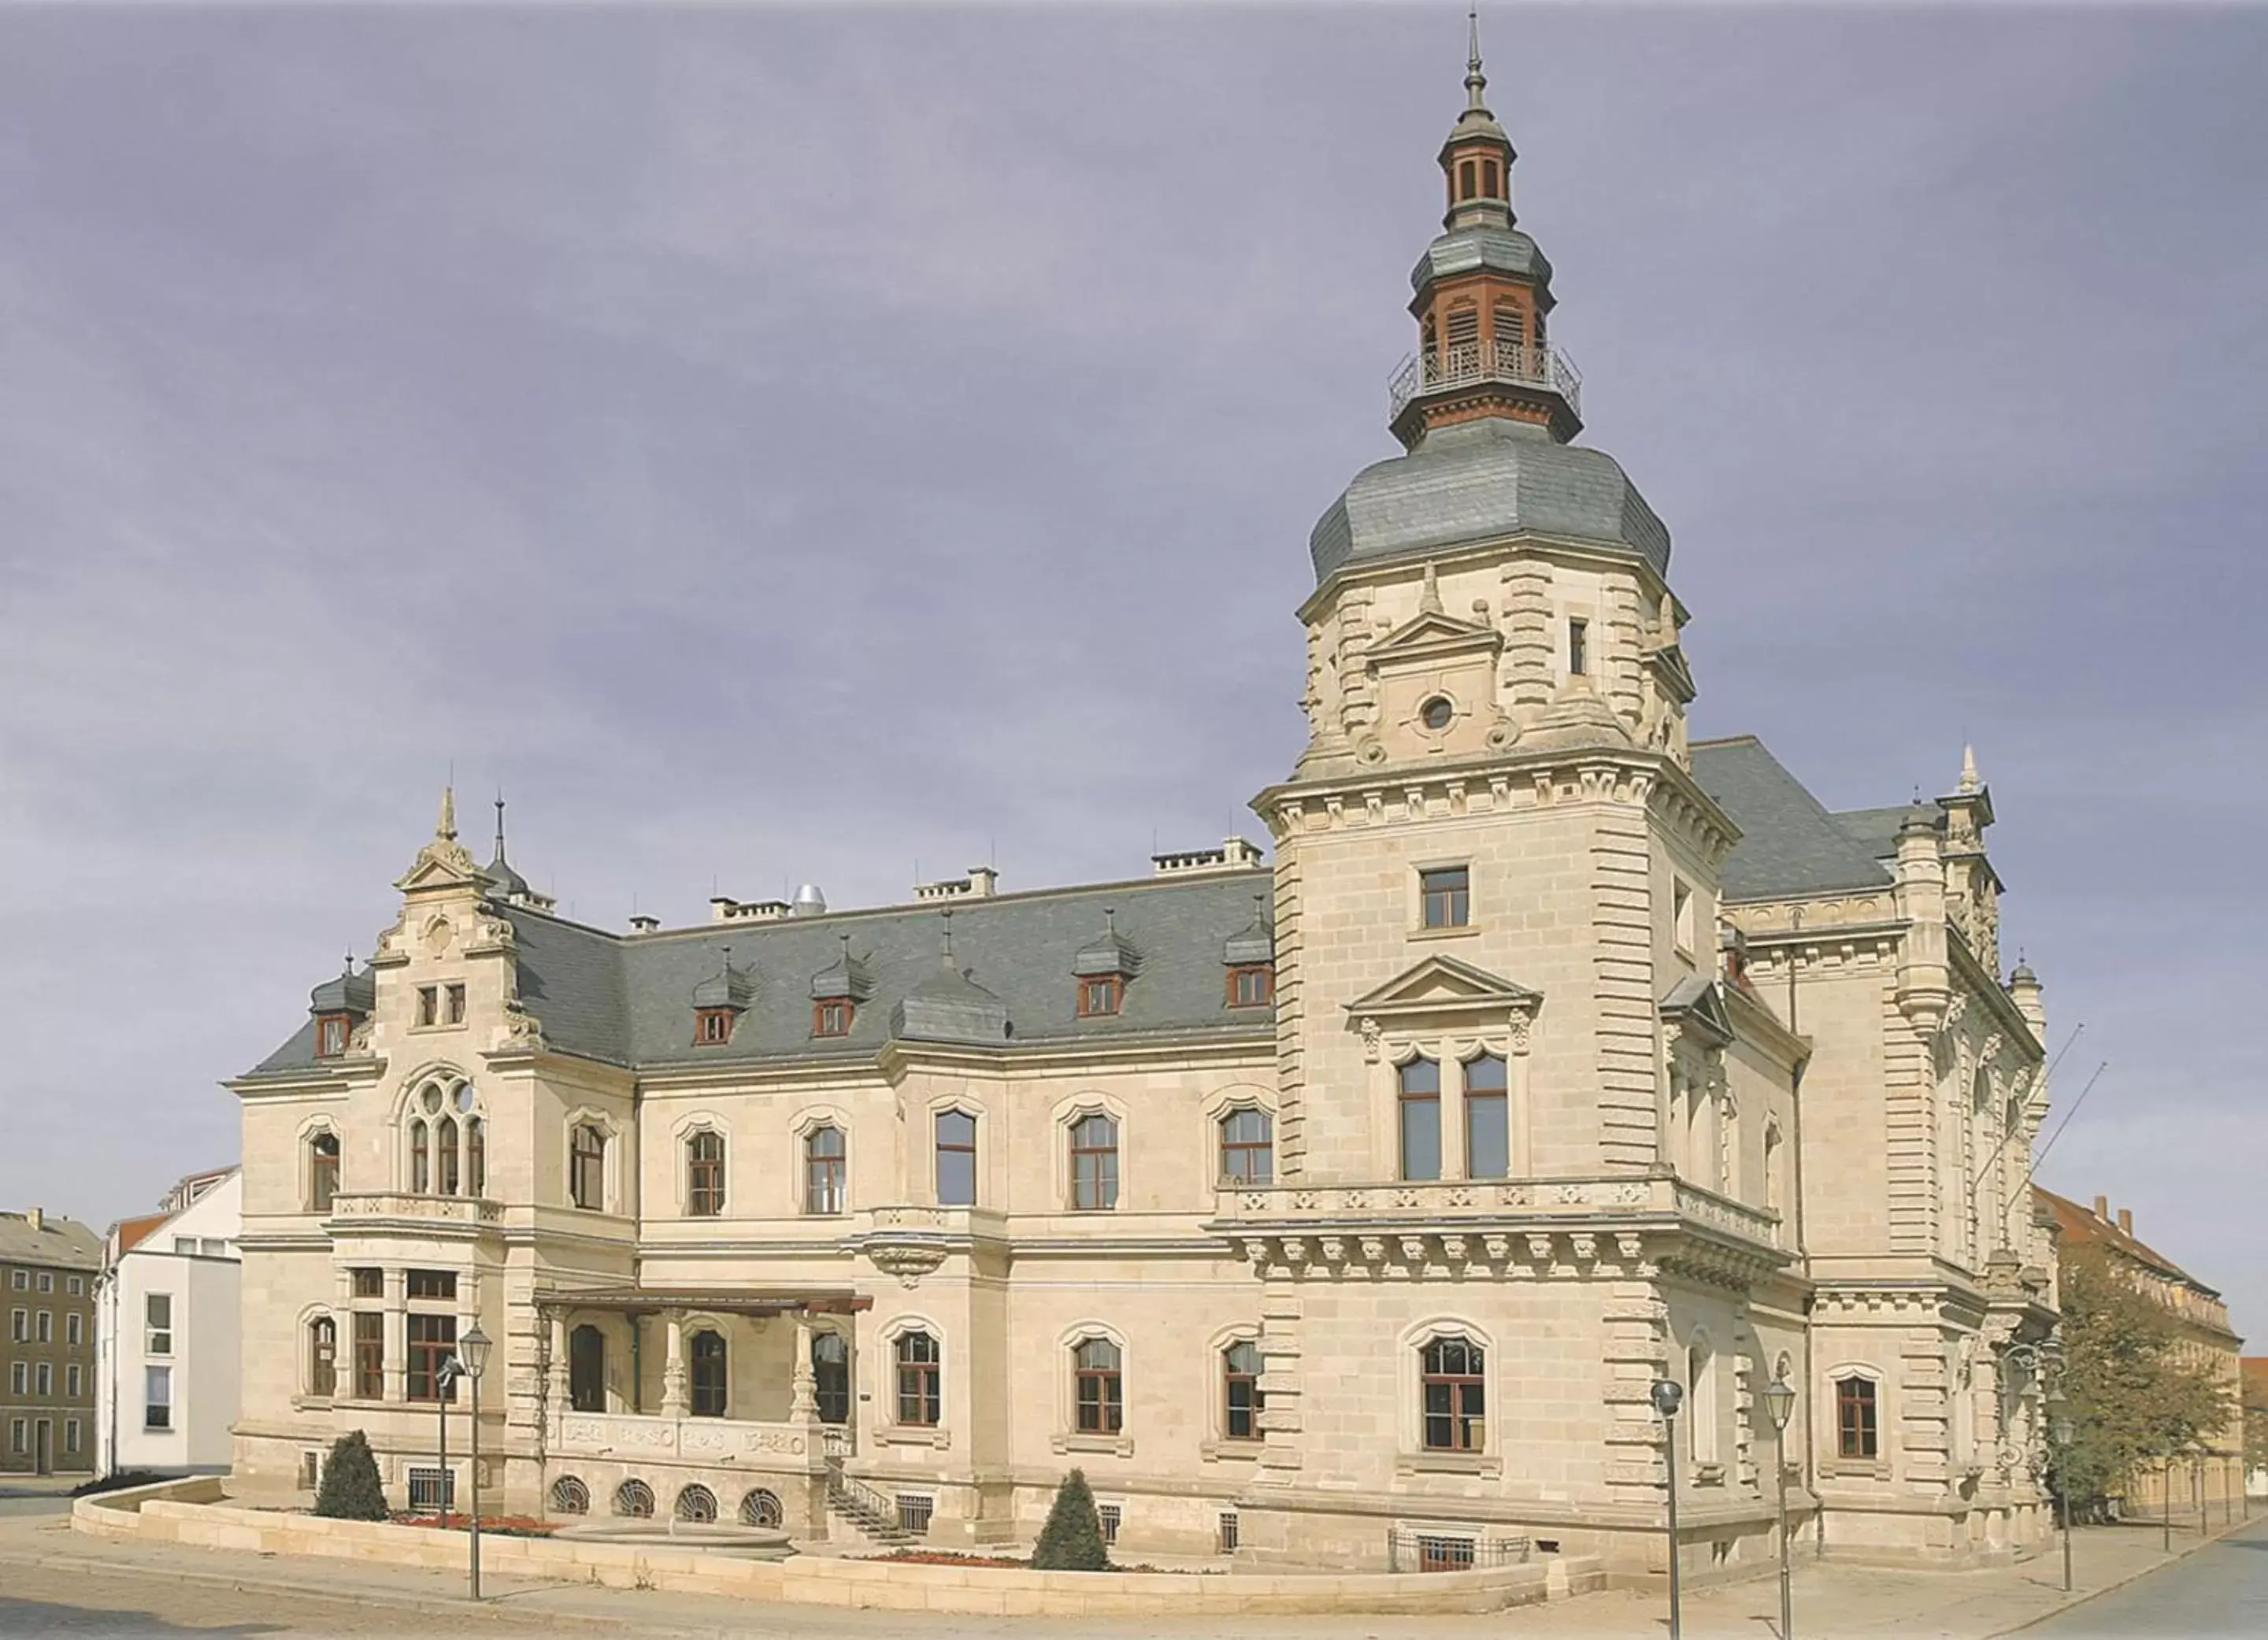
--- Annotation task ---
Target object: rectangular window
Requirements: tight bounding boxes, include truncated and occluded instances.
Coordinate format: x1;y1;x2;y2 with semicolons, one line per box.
445;983;466;1025
65;1275;82;1296
1419;1535;1477;1573
406;1268;456;1301
570;1126;607;1211
1568;616;1589;677
8;1363;23;1395
1419;866;1470;929
353;1312;385;1398
7;1420;21;1455
811;1001;851;1038
66;1312;83;1348
407;1467;456;1512
8;1271;23;1290
1399;1060;1443;1182
316;1015;350;1057
9;1309;24;1342
1098;1503;1122;1546
1227;964;1273;1008
1836;1378;1880;1460
1069;1116;1119;1212
145;1294;173;1357
35;1362;52;1396
696;1008;735;1046
174;1237;198;1255
350;1267;384;1299
1218;1512;1240;1553
1464;1055;1510;1179
934;1110;977;1208
298;1450;321;1490
34;1310;50;1343
416;985;439;1027
144;1366;172;1431
67;1364;83;1398
895;1494;934;1537
406;1313;458;1403
36;1272;52;1293
1673;878;1695;953
1077;975;1124;1018
65;1418;81;1455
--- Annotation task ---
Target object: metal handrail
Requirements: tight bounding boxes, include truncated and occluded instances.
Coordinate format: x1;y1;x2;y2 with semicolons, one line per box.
824;1451;902;1535
1388;340;1583;423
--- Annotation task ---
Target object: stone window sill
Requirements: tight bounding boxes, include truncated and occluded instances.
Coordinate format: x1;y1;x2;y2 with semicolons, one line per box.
1398;1449;1502;1479
1200;1438;1264;1463
874;1425;952;1451
1819;1458;1892;1482
1408;924;1482;942
1051;1431;1134;1458
1692;1462;1726;1486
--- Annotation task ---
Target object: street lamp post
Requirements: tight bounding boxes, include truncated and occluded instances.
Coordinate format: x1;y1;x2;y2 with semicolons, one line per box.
1762;1375;1798;1640
457;1323;491;1602
1651;1378;1686;1640
2050;1401;2074;1595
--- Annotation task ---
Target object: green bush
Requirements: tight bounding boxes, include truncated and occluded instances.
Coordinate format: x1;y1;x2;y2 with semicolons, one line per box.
1031;1467;1109;1571
313;1429;389;1520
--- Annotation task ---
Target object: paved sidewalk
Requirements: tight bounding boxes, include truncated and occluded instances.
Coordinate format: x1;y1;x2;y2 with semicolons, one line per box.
0;1504;2255;1638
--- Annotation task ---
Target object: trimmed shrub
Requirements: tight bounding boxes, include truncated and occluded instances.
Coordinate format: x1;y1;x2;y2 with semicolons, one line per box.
1031;1467;1109;1571
313;1429;389;1520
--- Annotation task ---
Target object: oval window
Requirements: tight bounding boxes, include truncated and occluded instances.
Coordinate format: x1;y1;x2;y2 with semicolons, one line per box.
1421;697;1454;731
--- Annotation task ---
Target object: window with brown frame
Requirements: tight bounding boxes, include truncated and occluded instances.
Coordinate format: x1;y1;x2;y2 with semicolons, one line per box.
1226;964;1273;1008
812;1000;853;1038
1077;975;1124;1018
350;1267;383;1299
351;1312;384;1398
416;986;439;1027
1069;1113;1120;1210
1458;157;1477;200
895;1330;941;1427
1482;157;1501;198
1421;1335;1486;1452
406;1313;457;1402
804;1126;847;1216
1073;1338;1123;1434
309;1131;340;1212
570;1124;607;1211
569;1325;606;1413
444;983;467;1025
1420;866;1470;929
308;1317;337;1398
690;1331;728;1417
1218;1109;1273;1185
406;1268;456;1301
687;1129;725;1216
315;1015;350;1058
1399;1058;1443;1182
1836;1376;1879;1460
695;1008;734;1046
1223;1340;1264;1440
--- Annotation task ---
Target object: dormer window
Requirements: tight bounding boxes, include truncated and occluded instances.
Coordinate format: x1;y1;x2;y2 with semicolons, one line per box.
315;1015;351;1058
691;948;754;1047
813;999;853;1038
1073;911;1138;1020
695;1008;735;1046
1227;965;1274;1009
1078;975;1124;1018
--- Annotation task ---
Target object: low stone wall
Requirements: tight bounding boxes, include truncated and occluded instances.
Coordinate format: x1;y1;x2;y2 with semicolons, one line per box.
75;1478;1604;1616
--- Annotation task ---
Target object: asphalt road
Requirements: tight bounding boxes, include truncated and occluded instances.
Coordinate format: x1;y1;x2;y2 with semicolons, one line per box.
2027;1516;2268;1638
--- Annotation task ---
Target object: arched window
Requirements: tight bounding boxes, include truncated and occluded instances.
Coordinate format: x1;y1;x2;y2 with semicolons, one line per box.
1688;1337;1719;1464
613;1479;654;1519
1223;1340;1263;1441
406;1082;482;1198
1218;1109;1273;1185
1836;1375;1880;1460
410;1119;431;1194
569;1123;607;1211
690;1330;728;1418
687;1130;725;1217
1074;1337;1123;1434
550;1475;590;1516
1482;157;1501;199
739;1488;784;1528
1458;157;1477;201
1421;1335;1485;1452
308;1316;337;1398
935;1110;977;1207
569;1324;606;1413
465;1114;484;1197
896;1331;941;1427
1463;1055;1509;1179
812;1331;850;1424
804;1125;846;1216
1069;1113;1119;1210
1764;1122;1786;1220
437;1116;460;1196
1399;1059;1442;1182
675;1484;717;1523
309;1131;340;1212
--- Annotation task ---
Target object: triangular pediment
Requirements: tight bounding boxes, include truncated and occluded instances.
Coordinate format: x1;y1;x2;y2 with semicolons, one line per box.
1661;975;1736;1046
394;839;482;895
1368;606;1503;668
1347;953;1541;1022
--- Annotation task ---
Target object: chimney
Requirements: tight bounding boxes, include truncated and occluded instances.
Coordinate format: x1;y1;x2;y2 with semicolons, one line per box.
26;1207;42;1231
2092;1194;2109;1222
2118;1208;2133;1237
628;914;661;935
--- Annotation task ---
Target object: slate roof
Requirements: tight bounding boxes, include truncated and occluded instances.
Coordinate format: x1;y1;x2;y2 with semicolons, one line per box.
0;1211;102;1271
1690;736;1898;905
245;868;1276;1077
1309;418;1671;587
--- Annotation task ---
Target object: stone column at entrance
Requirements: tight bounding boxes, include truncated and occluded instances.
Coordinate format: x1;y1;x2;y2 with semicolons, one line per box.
790;1312;819;1423
659;1310;689;1418
546;1312;569;1416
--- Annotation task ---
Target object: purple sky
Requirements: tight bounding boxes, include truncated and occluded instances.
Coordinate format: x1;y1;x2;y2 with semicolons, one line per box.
2;5;2260;1341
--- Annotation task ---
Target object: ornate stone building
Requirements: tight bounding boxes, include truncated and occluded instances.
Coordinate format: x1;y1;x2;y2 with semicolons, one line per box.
230;36;2059;1578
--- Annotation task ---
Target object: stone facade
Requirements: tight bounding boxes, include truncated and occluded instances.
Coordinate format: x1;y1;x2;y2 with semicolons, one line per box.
228;41;2059;1579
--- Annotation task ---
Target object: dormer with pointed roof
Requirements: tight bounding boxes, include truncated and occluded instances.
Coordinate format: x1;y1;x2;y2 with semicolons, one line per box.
892;916;1011;1044
691;946;754;1046
480;795;556;913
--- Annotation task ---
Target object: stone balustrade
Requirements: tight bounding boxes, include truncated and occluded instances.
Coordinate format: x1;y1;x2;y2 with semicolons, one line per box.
327;1191;501;1227
547;1409;814;1464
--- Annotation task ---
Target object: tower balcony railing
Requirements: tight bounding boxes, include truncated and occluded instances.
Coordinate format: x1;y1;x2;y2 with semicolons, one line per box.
1388;339;1583;424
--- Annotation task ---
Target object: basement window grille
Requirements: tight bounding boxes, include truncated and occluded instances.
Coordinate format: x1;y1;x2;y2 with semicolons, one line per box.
406;1468;456;1512
895;1494;934;1537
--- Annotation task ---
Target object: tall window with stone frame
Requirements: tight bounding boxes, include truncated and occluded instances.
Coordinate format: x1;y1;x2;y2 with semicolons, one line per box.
1218;1108;1273;1185
895;1331;941;1427
1419;866;1469;929
406;1314;457;1403
1222;1340;1264;1441
1073;1338;1123;1435
569;1325;606;1413
1462;1054;1510;1179
309;1131;340;1212
934;1110;977;1207
569;1123;607;1211
804;1126;847;1216
686;1130;725;1217
352;1312;384;1398
690;1331;728;1417
1421;1335;1486;1452
1069;1113;1120;1210
406;1081;483;1198
308;1317;337;1398
1836;1375;1879;1460
812;1332;851;1423
1399;1058;1443;1182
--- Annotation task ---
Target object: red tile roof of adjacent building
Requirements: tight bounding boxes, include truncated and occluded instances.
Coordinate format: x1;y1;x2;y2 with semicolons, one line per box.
2242;1357;2268;1411
112;1211;172;1257
2034;1187;2222;1298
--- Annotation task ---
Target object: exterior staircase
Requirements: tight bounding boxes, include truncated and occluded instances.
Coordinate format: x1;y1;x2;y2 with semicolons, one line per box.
824;1457;911;1547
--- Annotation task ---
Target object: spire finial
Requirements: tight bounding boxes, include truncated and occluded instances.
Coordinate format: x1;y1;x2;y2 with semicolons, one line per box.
1466;4;1487;111
1959;744;1981;794
343;949;355;975
436;783;458;842
492;791;508;862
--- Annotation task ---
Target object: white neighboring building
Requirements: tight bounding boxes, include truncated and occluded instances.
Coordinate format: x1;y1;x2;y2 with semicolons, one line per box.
98;1168;241;1476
